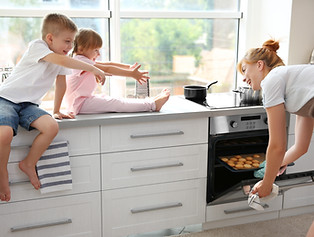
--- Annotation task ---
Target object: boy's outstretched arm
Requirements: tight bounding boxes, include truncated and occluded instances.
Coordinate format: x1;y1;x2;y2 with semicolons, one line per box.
53;75;74;120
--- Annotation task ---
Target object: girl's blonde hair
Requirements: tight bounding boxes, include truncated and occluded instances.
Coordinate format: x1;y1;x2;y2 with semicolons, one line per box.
237;39;285;74
72;28;103;56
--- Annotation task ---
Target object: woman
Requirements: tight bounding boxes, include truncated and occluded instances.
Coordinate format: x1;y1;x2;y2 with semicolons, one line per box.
237;39;314;199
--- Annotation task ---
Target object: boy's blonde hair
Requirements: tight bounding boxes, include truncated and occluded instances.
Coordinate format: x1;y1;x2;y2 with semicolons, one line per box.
41;13;77;39
72;28;103;55
237;39;285;74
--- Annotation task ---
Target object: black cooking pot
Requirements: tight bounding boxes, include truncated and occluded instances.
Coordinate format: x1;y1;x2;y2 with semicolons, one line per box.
184;81;218;101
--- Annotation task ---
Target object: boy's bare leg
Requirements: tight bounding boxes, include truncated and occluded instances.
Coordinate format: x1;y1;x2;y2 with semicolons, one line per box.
19;115;59;190
0;126;14;202
281;116;314;167
153;89;170;111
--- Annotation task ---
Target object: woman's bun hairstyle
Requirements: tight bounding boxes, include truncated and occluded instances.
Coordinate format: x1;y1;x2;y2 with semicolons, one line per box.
262;39;280;52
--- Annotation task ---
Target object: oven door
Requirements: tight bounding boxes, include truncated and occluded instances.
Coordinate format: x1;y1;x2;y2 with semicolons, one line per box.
207;126;314;205
207;129;269;203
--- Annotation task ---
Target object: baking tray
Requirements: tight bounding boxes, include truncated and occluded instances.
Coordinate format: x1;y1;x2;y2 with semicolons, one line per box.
217;153;265;172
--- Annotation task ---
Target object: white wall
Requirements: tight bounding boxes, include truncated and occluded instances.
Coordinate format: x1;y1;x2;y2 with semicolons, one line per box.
287;0;314;64
239;0;314;66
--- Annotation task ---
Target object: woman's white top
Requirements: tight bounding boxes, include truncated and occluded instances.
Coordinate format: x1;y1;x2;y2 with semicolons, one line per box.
0;39;71;105
261;64;314;113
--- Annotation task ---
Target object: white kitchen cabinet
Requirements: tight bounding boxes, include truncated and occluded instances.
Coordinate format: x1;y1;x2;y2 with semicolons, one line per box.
10;126;100;159
101;117;208;236
279;114;314;215
286;114;314;174
3;126;102;237
205;196;282;228
100;117;208;153
3;115;209;237
101;144;207;190
102;179;206;237
7;154;101;202
0;192;101;237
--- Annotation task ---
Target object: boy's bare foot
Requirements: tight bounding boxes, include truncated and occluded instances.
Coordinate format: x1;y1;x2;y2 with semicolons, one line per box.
154;88;170;111
0;169;11;202
19;160;41;190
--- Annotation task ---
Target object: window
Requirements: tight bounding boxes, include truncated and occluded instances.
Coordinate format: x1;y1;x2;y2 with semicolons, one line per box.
0;0;241;110
120;0;241;96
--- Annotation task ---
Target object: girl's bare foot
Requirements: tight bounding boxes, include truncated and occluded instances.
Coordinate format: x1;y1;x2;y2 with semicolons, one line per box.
19;160;41;190
0;169;10;202
154;89;170;111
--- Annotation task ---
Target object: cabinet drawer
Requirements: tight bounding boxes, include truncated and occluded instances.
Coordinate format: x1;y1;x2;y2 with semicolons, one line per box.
206;195;282;222
10;126;99;160
7;154;100;202
286;134;314;173
101;117;208;153
102;144;207;190
283;184;314;209
0;192;101;237
102;179;206;237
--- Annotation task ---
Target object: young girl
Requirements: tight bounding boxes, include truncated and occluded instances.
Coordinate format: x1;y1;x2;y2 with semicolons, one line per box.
56;28;170;117
237;39;314;199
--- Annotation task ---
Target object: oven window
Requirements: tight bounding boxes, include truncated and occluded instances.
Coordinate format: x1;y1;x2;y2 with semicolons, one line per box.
215;135;268;157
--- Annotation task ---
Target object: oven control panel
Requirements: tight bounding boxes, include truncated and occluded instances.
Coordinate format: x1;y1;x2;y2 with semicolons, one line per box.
210;113;268;134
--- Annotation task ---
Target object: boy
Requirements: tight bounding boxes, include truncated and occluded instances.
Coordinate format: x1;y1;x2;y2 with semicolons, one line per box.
0;13;109;202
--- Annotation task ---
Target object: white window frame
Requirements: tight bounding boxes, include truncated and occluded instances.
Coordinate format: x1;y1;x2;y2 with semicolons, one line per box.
0;0;243;96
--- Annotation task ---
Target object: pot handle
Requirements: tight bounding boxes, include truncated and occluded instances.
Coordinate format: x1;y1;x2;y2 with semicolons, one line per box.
232;89;242;93
206;80;218;90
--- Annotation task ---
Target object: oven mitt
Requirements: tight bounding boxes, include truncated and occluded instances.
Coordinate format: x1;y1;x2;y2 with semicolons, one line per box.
254;160;266;179
254;161;288;179
248;181;279;211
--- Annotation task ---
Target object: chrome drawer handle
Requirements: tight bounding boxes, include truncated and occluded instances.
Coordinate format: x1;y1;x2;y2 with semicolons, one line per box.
130;130;184;139
9;180;29;185
11;218;72;232
224;204;269;214
131;202;183;214
279;178;314;192
130;162;183;172
11;145;31;149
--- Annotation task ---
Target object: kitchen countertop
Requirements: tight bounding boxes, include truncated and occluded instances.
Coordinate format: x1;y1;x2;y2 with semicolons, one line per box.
56;96;266;129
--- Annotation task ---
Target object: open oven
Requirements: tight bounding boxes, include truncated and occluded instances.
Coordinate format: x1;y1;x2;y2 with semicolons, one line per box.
207;112;314;206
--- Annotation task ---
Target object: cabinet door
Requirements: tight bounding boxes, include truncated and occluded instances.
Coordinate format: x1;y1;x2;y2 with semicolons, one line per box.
102;179;206;237
100;117;208;153
287;114;314;173
102;144;207;189
204;196;282;229
283;184;314;209
0;192;101;237
286;134;314;173
10;126;100;160
7;154;101;202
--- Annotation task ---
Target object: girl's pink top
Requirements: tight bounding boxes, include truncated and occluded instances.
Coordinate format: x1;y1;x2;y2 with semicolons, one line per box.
64;55;97;115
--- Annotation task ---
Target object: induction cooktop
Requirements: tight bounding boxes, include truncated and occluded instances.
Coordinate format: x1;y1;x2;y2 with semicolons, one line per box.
187;92;263;109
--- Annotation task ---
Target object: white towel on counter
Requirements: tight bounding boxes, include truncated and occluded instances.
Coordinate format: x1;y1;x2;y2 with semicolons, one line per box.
36;141;72;194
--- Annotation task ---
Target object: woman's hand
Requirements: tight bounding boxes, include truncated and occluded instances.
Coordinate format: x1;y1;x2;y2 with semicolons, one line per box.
251;180;273;198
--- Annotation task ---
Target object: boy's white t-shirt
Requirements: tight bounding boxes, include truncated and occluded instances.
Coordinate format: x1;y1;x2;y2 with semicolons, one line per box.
261;65;314;113
0;39;71;105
